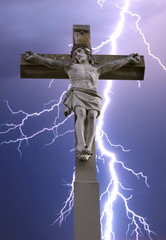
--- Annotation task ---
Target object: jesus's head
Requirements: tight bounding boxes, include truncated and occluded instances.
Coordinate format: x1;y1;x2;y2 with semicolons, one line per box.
73;48;88;64
71;46;97;66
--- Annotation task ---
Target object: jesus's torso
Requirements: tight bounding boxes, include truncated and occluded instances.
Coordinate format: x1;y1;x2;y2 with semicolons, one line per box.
65;63;99;91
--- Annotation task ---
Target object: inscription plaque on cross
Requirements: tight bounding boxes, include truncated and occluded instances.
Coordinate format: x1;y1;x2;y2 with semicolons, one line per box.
20;25;145;240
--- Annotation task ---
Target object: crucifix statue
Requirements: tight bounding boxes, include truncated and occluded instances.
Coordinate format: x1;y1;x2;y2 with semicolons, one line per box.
21;25;144;240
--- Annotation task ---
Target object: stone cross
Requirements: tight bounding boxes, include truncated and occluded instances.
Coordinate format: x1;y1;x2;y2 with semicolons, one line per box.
20;25;145;240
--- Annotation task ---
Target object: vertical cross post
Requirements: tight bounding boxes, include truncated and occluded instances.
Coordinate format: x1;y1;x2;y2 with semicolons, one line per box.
75;133;101;240
73;25;101;240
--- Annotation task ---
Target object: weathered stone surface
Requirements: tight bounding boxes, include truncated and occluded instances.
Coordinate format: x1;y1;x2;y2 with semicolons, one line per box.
73;25;91;46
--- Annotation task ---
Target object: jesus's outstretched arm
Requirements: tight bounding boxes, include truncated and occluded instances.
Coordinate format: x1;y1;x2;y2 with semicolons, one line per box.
24;51;66;71
97;53;141;75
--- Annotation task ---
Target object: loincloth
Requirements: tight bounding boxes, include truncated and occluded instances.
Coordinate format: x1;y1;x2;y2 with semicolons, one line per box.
63;87;102;117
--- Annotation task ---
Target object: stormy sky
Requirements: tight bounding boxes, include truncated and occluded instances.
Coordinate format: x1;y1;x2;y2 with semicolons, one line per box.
0;0;166;240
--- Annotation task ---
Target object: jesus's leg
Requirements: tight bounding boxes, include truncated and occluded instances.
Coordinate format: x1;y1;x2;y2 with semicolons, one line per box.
75;106;87;153
85;110;98;153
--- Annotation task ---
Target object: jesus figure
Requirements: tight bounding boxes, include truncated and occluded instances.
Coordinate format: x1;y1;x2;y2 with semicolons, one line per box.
24;46;140;160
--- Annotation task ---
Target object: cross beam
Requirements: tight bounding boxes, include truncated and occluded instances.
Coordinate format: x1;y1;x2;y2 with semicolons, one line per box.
20;54;145;80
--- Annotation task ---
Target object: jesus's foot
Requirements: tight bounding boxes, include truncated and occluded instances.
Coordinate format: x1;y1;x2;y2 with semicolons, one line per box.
76;144;87;153
76;145;93;155
78;154;91;161
85;146;93;155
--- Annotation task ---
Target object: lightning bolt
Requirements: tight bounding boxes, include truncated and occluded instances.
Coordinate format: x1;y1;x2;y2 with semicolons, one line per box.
119;6;166;71
51;171;75;226
0;84;73;157
95;0;166;70
0;0;164;239
95;0;159;239
95;1;154;238
97;0;106;8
